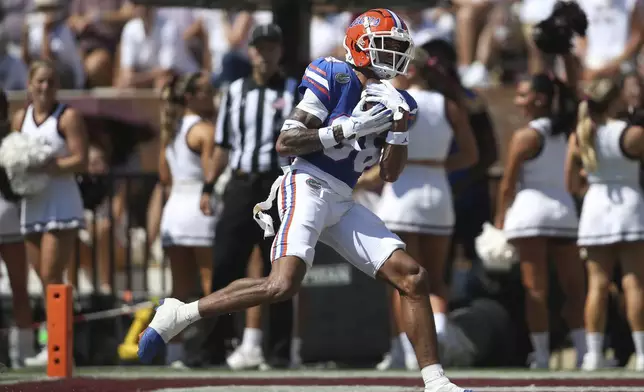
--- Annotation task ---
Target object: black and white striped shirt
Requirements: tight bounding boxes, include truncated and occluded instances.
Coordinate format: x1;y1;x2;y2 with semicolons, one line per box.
215;74;299;173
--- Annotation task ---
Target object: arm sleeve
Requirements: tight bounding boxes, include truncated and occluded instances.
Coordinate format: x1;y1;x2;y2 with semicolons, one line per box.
293;89;329;124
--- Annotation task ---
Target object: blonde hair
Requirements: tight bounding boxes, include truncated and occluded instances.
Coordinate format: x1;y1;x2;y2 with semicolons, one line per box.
28;59;56;80
159;72;201;146
575;78;620;173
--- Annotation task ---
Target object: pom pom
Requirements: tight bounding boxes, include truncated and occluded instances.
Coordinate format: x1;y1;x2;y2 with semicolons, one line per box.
0;132;55;196
532;18;574;55
475;222;518;272
533;0;588;54
553;0;588;37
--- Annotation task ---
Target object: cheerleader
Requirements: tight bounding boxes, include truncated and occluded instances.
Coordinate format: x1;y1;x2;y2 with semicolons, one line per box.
566;78;644;371
11;60;88;367
495;71;586;369
0;89;35;368
158;72;216;367
375;46;479;370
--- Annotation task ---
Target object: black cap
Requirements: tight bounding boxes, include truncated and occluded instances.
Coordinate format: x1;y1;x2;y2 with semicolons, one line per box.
249;24;283;46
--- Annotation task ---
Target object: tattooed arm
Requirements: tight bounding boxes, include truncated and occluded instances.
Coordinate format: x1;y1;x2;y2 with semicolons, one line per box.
379;143;407;182
275;108;348;157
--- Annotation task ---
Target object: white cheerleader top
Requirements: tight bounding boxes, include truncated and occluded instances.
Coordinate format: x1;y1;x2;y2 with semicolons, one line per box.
165;114;205;182
586;119;640;185
406;87;454;162
520;117;568;191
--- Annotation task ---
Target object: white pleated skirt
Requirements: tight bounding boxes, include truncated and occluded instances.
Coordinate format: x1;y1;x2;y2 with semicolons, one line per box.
377;165;454;235
503;187;578;240
160;182;218;247
578;182;644;246
21;176;85;234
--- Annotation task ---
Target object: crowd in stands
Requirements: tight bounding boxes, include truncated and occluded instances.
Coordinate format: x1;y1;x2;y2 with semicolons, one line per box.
3;1;642;92
3;0;644;371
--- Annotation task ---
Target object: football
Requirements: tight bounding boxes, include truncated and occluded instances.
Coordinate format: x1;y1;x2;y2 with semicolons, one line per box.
362;79;409;132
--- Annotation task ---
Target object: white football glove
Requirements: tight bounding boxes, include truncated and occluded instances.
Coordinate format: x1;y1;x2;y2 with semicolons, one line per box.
364;81;410;121
340;98;393;140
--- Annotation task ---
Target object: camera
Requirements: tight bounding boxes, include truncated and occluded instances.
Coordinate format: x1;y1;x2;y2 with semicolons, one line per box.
532;0;588;55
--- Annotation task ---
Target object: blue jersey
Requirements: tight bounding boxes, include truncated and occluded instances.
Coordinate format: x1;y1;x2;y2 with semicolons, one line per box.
297;57;418;188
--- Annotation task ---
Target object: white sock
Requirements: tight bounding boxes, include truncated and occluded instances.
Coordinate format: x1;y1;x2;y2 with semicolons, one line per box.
290;337;302;361
530;332;550;363
586;332;604;355
177;301;202;325
165;342;185;365
399;333;415;358
421;364;448;387
434;313;447;337
390;336;403;357
241;328;263;350
570;328;587;357
632;331;644;357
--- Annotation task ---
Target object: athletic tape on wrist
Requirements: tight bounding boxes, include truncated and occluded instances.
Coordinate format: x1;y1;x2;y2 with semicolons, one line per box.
318;126;338;149
386;131;409;146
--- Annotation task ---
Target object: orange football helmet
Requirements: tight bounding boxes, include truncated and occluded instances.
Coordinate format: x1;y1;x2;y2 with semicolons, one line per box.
343;9;414;80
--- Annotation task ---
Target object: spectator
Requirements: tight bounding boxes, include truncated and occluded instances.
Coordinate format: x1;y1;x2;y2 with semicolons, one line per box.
452;0;496;80
21;0;86;89
68;0;135;87
309;10;352;60
567;78;644;371
0;31;28;90
462;1;523;88
578;0;644;81
201;24;295;370
398;8;454;48
14;60;88;367
0;0;31;58
186;9;271;74
0;88;35;369
158;72;217;367
71;143;128;294
116;5;198;89
155;7;201;68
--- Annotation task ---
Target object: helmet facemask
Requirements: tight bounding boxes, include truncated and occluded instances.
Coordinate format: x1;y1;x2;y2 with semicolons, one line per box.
352;19;414;80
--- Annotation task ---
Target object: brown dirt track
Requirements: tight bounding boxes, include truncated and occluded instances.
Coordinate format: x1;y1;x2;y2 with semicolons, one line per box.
4;374;644;392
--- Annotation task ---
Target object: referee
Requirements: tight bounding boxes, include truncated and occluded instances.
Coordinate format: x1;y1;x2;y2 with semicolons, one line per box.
200;24;297;369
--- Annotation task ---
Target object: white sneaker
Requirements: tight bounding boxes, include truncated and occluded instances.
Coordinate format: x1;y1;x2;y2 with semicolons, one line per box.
462;61;490;89
169;360;189;369
226;345;266;370
24;348;48;368
376;351;405;370
581;352;618;371
635;355;644;371
8;327;36;369
138;298;191;364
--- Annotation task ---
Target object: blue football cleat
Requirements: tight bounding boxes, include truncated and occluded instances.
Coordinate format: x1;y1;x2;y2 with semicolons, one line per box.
137;326;166;364
137;298;188;363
